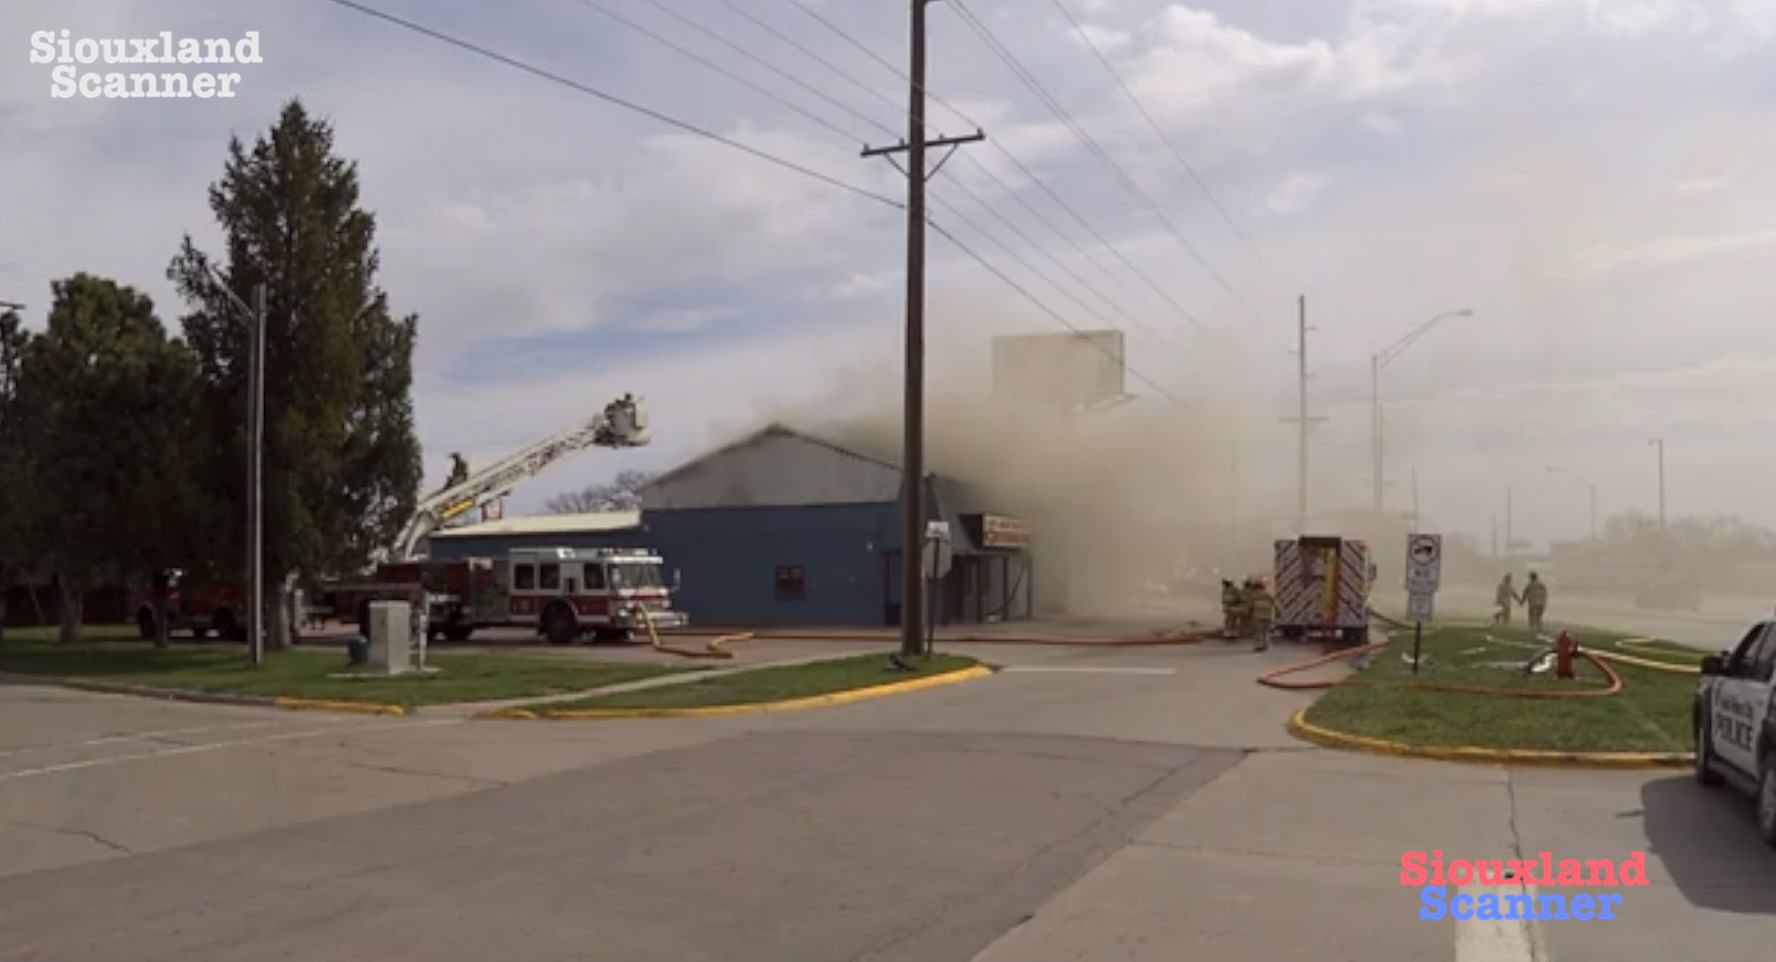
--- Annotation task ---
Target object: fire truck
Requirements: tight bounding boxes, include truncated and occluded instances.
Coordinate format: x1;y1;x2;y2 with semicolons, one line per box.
130;570;246;640
1273;535;1372;647
331;546;687;644
325;393;688;643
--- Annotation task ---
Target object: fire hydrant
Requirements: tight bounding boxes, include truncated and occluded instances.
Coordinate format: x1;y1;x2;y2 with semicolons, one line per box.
1554;631;1576;680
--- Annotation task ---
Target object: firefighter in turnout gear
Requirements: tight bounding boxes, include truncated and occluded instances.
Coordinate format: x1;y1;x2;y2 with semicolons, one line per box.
1521;571;1549;632
1221;579;1242;639
1494;573;1516;625
1247;578;1276;651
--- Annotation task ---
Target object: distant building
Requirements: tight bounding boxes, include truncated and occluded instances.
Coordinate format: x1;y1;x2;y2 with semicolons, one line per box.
428;425;1033;627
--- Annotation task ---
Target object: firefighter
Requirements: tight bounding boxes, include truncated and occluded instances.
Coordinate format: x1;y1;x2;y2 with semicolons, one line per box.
1248;577;1277;651
445;452;469;488
1220;578;1242;639
1494;573;1516;625
1521;571;1549;632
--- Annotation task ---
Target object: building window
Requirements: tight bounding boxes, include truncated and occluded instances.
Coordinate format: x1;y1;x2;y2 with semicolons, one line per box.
539;563;561;591
775;566;806;600
514;564;535;590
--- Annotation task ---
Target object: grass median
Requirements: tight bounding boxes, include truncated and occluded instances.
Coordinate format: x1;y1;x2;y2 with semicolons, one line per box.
537;651;982;712
0;629;692;709
1302;624;1702;753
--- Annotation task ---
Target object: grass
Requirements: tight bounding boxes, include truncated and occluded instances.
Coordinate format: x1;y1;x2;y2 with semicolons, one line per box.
1303;623;1702;753
0;629;692;708
541;651;982;711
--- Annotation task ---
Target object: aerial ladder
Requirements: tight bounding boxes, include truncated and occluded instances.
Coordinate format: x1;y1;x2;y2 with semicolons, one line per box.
385;394;650;562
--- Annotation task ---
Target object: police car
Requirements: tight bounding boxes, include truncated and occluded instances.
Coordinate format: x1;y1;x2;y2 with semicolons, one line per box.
1693;621;1776;845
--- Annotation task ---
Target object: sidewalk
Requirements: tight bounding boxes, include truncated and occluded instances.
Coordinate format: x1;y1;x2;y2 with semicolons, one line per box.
662;613;1214;645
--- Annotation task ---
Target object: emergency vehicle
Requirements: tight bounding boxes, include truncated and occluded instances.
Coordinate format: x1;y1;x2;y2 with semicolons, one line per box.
1693;619;1776;845
131;570;246;641
330;546;687;644
1272;535;1371;647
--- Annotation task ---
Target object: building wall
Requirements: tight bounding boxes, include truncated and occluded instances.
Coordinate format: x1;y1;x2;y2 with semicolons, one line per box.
426;504;896;626
645;503;894;626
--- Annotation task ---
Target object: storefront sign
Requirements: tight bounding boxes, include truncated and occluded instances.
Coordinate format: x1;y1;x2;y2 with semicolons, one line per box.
976;514;1030;549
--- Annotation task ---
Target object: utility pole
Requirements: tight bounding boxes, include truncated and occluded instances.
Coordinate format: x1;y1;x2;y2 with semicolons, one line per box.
247;284;266;667
1505;486;1514;560
864;0;983;658
1650;437;1666;572
1370;354;1382;512
1280;295;1324;532
1410;465;1420;534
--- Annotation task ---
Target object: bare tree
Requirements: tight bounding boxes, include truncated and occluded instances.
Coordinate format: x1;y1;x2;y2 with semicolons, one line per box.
547;470;655;514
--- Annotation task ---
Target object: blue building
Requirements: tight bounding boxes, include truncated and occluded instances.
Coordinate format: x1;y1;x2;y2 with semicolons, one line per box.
427;425;1033;627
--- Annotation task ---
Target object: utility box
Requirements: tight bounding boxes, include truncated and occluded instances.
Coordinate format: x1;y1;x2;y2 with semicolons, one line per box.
368;600;412;675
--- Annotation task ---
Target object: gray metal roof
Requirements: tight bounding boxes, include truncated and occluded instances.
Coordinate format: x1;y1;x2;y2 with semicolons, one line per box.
641;424;905;510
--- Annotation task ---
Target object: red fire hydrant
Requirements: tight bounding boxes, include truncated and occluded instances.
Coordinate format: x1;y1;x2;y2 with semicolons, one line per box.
1555;631;1576;680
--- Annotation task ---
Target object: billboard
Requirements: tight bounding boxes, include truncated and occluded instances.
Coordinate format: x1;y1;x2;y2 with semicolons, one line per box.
991;330;1126;407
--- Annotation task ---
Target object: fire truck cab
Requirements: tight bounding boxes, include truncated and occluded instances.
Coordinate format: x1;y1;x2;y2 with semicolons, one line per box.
132;569;246;641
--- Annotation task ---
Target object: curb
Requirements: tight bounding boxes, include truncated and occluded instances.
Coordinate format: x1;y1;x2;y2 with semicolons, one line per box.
1287;706;1691;769
1;672;407;717
274;696;407;716
658;629;1203;647
477;663;994;720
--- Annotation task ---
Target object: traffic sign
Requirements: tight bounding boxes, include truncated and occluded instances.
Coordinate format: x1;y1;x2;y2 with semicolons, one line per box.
923;521;953;579
1405;533;1442;593
1407;592;1434;623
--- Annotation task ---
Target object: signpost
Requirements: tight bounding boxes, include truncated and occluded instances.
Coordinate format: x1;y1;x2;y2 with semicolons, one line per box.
1405;534;1442;675
923;520;952;656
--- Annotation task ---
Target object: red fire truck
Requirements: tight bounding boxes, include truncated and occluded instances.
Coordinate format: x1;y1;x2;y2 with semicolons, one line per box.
327;546;688;644
130;570;247;641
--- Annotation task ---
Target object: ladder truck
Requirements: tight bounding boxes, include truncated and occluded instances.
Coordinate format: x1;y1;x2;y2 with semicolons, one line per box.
327;394;689;642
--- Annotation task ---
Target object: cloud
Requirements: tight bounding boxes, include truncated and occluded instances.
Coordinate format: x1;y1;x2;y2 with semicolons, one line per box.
1360;110;1405;134
1573;228;1776;275
1674;175;1730;195
1584;0;1709;36
1263;171;1331;215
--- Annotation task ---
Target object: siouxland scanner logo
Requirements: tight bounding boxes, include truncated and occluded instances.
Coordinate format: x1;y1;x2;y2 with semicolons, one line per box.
1402;850;1650;921
28;29;263;99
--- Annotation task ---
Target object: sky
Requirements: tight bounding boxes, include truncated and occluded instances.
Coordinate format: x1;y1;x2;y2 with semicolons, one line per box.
4;0;1776;552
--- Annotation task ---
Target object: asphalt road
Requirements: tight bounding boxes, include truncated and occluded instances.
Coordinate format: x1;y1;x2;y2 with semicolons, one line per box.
2;637;1772;961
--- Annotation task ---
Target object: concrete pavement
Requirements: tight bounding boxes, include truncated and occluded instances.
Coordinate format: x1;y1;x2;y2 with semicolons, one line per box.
3;632;1773;961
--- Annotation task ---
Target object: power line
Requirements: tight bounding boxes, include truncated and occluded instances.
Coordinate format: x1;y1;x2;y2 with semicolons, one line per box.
947;0;1258;322
1045;0;1265;270
780;0;1203;334
321;0;1178;372
572;0;864;147
632;0;899;142
617;0;1175;346
929;219;1184;406
317;0;901;209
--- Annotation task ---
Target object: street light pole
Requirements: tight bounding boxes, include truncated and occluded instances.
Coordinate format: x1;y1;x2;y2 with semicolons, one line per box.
207;264;266;668
1370;309;1473;513
1650;438;1666;532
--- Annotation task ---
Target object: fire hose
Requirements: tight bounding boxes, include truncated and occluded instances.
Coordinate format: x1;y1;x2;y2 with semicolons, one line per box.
1256;632;1625;697
638;608;751;659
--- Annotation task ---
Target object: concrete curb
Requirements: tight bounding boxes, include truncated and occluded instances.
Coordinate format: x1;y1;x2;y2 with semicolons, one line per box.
658;629;1203;647
477;663;994;720
1;672;407;717
1286;706;1691;770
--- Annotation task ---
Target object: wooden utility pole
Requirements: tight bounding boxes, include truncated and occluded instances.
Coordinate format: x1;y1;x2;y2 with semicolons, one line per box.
864;0;982;658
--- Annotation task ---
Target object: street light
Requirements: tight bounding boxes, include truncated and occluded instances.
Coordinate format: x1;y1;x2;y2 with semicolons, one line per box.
205;264;267;668
1544;465;1598;543
1371;309;1474;512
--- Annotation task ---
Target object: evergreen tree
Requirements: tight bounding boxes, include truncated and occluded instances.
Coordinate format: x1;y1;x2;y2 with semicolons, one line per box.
0;307;31;646
10;275;200;643
169;99;421;650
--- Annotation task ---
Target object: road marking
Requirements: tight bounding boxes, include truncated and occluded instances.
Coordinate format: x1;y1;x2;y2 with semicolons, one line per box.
1455;882;1546;962
0;720;288;759
0;718;460;782
999;666;1178;675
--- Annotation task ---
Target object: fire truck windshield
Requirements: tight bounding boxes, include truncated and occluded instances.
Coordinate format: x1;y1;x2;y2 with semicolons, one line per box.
607;561;664;589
